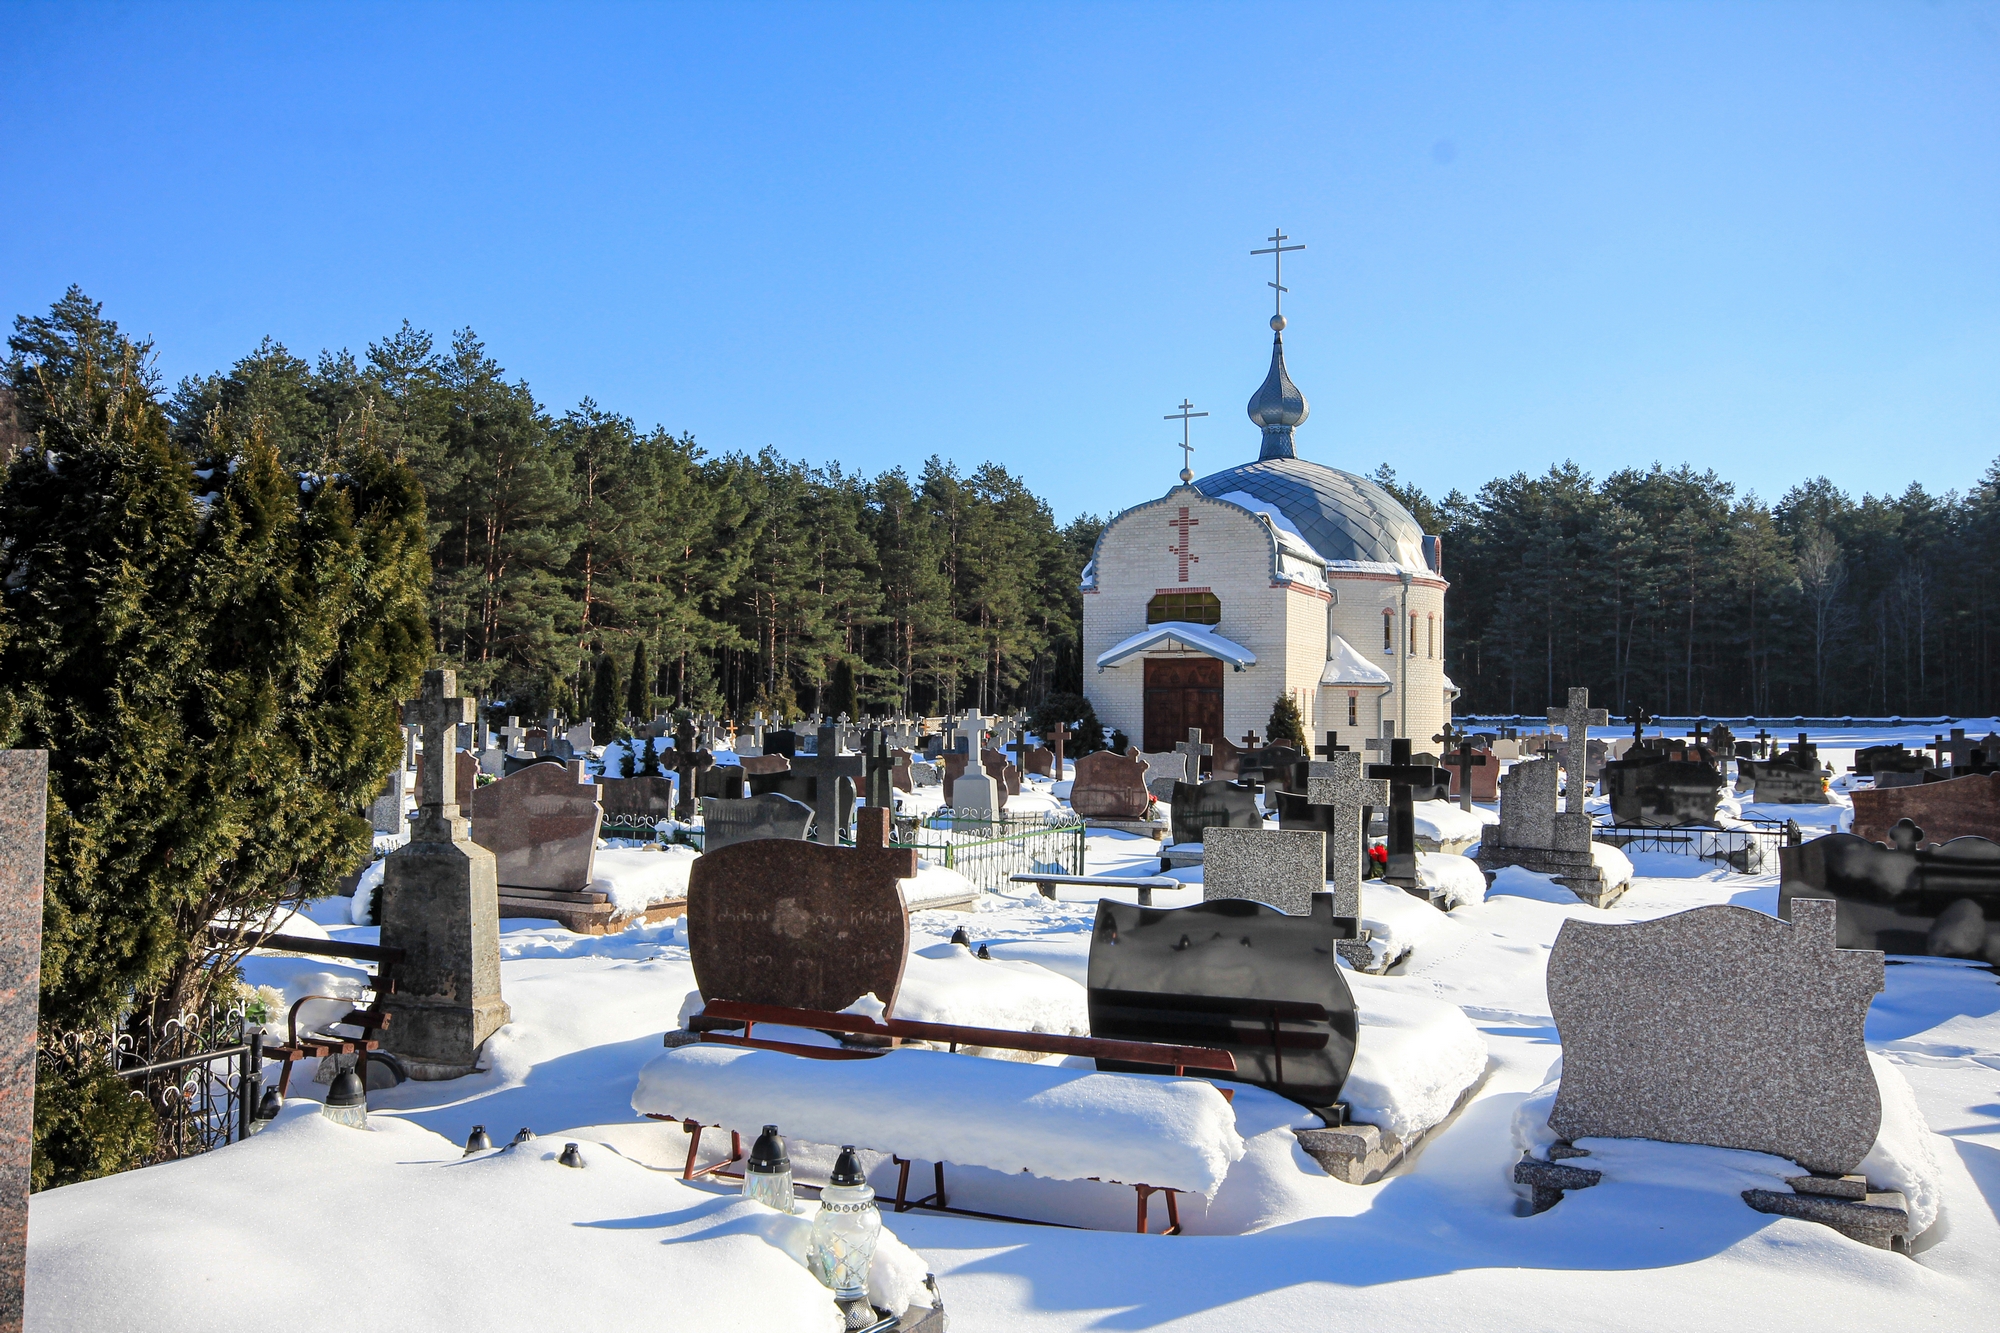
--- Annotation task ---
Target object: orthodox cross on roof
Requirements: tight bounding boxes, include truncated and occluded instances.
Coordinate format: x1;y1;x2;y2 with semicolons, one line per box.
1167;506;1200;583
1251;227;1306;323
1165;399;1208;485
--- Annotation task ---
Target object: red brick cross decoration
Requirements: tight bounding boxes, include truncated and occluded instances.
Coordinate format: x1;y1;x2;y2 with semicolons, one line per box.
1167;506;1200;583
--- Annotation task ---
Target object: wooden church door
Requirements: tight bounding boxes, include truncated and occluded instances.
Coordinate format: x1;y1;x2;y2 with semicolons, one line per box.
1143;658;1223;754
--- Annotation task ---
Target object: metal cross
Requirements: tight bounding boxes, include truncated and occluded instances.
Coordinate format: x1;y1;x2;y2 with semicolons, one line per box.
1165;399;1208;485
1251;228;1306;319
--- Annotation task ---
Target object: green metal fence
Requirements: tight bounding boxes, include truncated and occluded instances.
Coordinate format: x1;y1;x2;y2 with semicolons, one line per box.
633;809;1087;894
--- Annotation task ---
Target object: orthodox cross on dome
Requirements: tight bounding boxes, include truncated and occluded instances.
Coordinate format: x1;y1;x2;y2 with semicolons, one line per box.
1165;399;1208;485
1166;506;1200;583
1251;228;1306;326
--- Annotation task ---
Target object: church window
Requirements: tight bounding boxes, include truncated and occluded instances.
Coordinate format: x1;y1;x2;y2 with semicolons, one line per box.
1382;609;1393;653
1148;591;1221;626
1347;693;1358;727
1427;616;1435;659
1409;612;1418;656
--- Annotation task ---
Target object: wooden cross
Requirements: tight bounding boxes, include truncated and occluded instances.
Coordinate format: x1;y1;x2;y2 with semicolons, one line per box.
1547;688;1609;816
791;725;865;846
1166;506;1200;583
1175;728;1212;780
1049;720;1070;778
400;670;476;835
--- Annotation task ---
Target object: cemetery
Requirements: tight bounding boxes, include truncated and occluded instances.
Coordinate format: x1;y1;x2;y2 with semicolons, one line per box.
4;12;1999;1332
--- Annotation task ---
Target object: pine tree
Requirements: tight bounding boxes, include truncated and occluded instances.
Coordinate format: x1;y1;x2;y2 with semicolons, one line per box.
1267;693;1307;749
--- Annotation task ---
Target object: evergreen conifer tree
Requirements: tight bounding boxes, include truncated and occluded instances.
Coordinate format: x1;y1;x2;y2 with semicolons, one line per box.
590;652;620;728
1267;693;1307;750
626;639;651;720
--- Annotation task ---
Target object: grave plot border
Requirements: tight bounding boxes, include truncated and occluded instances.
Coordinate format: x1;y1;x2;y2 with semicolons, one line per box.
1589;818;1799;873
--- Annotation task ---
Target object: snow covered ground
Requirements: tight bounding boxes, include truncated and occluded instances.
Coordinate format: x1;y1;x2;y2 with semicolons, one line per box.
30;802;2000;1330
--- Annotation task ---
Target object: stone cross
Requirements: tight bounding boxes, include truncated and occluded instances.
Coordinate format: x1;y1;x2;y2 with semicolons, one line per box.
1437;727;1489;813
669;719;714;821
1547;688;1609;815
402;672;477;829
1307;751;1388;917
1363;721;1396;761
1625;706;1653;745
380;669;510;1077
1176;728;1213;780
0;751;47;1331
862;727;895;811
791;725;865;845
1754;727;1771;758
496;715;526;754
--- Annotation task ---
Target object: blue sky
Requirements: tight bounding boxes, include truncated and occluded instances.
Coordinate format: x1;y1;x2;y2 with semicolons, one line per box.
4;1;1996;521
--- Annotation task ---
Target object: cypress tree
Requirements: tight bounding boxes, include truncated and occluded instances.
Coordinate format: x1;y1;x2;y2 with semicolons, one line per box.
1267;693;1307;750
626;639;651;720
590;651;621;727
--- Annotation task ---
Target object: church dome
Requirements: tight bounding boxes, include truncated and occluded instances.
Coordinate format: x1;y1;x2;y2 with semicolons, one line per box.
1193;455;1429;569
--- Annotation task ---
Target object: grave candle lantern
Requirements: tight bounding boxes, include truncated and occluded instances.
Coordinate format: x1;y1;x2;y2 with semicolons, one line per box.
321;1067;368;1129
807;1146;881;1318
743;1124;795;1214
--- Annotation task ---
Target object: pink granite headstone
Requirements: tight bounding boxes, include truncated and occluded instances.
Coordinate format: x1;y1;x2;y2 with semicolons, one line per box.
0;753;46;1333
468;759;602;891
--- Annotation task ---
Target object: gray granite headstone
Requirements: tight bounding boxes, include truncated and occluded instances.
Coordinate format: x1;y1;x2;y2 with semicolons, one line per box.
1202;826;1327;915
1140;749;1187;803
700;793;814;852
1499;755;1560;850
369;765;409;834
1306;753;1388;920
0;753;46;1333
953;770;1003;817
1546;899;1884;1175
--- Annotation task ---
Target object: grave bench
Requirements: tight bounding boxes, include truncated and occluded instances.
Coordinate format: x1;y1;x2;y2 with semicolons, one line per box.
263;994;392;1098
1006;872;1181;905
646;998;1240;1234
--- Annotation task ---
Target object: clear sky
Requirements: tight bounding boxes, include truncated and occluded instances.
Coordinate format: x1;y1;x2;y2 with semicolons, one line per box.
4;1;1996;521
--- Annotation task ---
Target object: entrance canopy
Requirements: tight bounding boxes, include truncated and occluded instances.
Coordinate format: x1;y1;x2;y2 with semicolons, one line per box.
1096;621;1256;673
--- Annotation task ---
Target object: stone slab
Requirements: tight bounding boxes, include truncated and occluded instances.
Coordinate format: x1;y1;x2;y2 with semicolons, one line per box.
468;759;602;891
1201;826;1326;915
1742;1187;1912;1250
701;793;814;853
1850;771;2000;846
1546;900;1884;1175
687;808;916;1014
1297;1077;1484;1185
0;753;46;1333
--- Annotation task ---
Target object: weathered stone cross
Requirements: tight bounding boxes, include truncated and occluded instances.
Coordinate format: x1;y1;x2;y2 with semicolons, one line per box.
401;671;477;835
792;725;865;846
862;726;896;810
496;715;526;755
1176;728;1212;780
1547;688;1609;815
670;719;714;821
1306;751;1389;917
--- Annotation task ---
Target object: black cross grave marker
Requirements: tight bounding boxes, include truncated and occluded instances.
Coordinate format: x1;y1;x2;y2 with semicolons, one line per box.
1435;726;1489;814
669;719;714;821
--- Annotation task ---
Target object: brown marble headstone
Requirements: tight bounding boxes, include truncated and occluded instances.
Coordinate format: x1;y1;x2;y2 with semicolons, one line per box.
1547;900;1884;1175
0;753;46;1333
981;748;1021;796
687;806;916;1014
1447;746;1500;802
1022;745;1054;777
1208;733;1243;779
941;751;968;805
598;775;678;822
468;759;602;891
1851;772;2000;847
1069;750;1151;820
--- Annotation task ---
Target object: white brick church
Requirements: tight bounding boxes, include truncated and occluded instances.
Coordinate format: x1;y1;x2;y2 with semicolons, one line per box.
1081;292;1453;755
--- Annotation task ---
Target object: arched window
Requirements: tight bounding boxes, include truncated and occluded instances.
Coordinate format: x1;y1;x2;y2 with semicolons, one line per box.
1427;615;1435;659
1347;693;1358;727
1148;591;1220;626
1409;612;1418;656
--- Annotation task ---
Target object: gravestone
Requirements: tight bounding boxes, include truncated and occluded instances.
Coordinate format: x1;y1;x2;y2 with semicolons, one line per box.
1175;729;1212;781
763;728;799;759
1207;733;1244;779
980;747;1021;797
1855;743;1932;786
940;749;969;806
1545;900;1883;1176
1547;688;1609;810
0;752;47;1332
891;759;913;794
1302;752;1389;920
696;764;747;802
738;753;791;784
1088;896;1358;1115
1601;744;1725;826
862;728;895;810
598;775;678;824
909;759;940;789
1069;750;1151;821
1779;820;2000;962
1442;740;1496;806
791;726;865;846
469;759;602;892
1237;745;1308;794
699;792;815;853
953;768;1003;816
414;749;481;808
667;721;714;821
1748;755;1829;805
1169;779;1263;847
687;806;916;1014
1139;749;1187;803
1850;772;2000;847
369;766;409;834
1476;755;1628;908
1365;738;1452;894
1021;744;1055;778
567;719;595;754
378;671;511;1078
1202;826;1327;915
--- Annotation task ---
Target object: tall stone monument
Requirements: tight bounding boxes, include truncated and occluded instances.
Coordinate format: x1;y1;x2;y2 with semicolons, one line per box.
0;753;46;1333
379;671;510;1078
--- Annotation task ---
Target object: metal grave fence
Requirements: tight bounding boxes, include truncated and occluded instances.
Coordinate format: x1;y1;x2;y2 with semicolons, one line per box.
1591;817;1801;875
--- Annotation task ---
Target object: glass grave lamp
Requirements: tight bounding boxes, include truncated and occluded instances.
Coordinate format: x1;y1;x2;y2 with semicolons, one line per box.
320;1066;368;1130
743;1125;795;1214
807;1147;882;1327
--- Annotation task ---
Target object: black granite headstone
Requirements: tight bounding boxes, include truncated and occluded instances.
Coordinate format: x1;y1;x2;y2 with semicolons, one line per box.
1779;820;2000;963
1169;779;1264;847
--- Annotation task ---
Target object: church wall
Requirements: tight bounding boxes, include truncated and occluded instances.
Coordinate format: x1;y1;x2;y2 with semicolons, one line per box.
1081;488;1301;750
1282;584;1331;747
1324;570;1449;750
